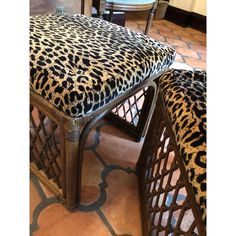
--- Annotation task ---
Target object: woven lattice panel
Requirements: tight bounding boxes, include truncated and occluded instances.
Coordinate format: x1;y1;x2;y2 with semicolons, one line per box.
30;105;62;188
144;123;199;235
112;88;147;127
137;94;205;235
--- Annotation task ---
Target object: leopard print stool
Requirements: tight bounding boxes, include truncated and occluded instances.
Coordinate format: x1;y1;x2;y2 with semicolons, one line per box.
30;14;175;209
137;69;206;235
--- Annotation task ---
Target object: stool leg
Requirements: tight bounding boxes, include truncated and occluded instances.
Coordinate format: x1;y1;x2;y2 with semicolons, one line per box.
108;10;114;22
81;0;85;14
145;1;158;35
98;0;106;19
64;133;81;210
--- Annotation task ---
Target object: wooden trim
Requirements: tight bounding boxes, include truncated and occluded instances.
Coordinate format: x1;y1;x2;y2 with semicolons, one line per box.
165;5;206;33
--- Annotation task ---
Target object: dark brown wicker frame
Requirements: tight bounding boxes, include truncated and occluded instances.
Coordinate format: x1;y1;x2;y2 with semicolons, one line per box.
30;70;169;210
107;86;154;141
137;90;206;235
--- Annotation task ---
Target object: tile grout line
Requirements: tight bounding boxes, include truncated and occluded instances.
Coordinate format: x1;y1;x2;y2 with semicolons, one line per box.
30;197;60;234
96;208;117;236
93;149;108;167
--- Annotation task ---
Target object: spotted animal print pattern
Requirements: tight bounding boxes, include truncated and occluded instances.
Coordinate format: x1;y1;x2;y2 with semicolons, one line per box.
159;69;206;224
30;14;175;118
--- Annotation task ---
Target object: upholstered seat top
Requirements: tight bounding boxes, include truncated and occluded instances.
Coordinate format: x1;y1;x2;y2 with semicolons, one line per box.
158;69;206;224
30;14;175;118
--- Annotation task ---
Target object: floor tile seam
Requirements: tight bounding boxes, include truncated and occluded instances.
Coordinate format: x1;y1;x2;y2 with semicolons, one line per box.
196;52;205;60
77;187;107;212
84;120;108;151
186;42;192;50
31;174;47;201
93;149;108;167
77;161;109;212
154;31;167;42
30;197;60;234
84;119;110;168
78;164;137;211
177;53;186;63
102;164;137;176
182;54;204;62
173;49;186;63
176;49;201;60
157;29;180;40
162;35;167;42
96;208;117;236
175;34;181;40
178;35;201;44
166;37;188;47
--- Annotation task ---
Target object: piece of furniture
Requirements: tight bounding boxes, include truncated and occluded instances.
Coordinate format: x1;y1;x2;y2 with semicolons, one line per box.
137;69;206;235
30;14;175;210
95;0;159;35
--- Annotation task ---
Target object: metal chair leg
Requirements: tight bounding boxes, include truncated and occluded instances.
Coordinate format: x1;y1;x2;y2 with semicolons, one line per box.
98;0;106;19
81;0;85;14
108;10;114;22
145;1;158;35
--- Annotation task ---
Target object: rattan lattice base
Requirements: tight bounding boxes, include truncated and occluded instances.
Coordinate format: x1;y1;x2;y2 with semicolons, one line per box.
137;93;206;236
107;87;154;141
30;105;62;188
30;77;158;210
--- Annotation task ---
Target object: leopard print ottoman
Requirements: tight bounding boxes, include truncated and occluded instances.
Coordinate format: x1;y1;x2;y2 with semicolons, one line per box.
137;69;206;235
30;14;176;210
30;14;175;119
159;69;206;223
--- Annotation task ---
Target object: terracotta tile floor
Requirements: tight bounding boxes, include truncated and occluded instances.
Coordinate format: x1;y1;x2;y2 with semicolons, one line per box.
30;17;206;236
125;19;206;71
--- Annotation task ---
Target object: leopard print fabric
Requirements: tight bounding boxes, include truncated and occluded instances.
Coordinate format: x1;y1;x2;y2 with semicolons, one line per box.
158;69;206;225
30;14;175;118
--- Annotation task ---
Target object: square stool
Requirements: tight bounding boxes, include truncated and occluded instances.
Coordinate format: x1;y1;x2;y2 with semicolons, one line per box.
137;69;206;235
30;13;175;210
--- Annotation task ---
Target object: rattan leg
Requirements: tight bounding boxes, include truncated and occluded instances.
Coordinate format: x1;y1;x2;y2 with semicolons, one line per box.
64;134;81;209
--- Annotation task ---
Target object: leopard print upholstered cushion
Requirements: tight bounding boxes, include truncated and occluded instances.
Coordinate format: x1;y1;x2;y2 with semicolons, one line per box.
30;14;175;118
158;69;206;224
